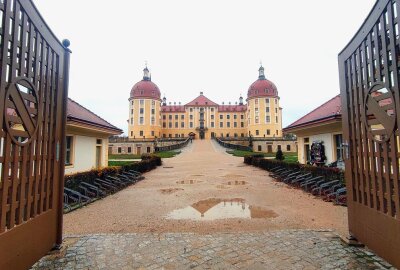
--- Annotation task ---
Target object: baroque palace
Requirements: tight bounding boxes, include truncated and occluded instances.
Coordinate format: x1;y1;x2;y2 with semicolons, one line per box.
109;65;296;155
129;65;282;140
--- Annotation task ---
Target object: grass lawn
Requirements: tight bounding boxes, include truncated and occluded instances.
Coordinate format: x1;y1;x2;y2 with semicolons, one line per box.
109;151;181;162
154;150;181;158
109;154;141;159
108;160;138;166
226;149;298;162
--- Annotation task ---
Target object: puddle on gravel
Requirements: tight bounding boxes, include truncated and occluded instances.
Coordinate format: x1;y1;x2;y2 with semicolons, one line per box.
226;180;247;185
166;198;278;221
176;180;202;184
159;188;184;194
221;173;245;178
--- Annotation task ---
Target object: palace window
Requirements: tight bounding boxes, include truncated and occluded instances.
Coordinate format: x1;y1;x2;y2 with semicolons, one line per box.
65;136;73;166
241;114;244;119
234;122;237;128
220;122;223;128
256;130;259;136
151;117;155;125
139;117;144;125
255;99;258;105
131;109;133;114
151;131;155;136
190;115;193;120
130;118;133;125
220;115;223;119
227;122;231;128
151;109;155;114
152;100;155;106
276;130;279;136
140;100;144;105
287;145;291;151
211;115;214;120
130;131;133;136
175;115;178;120
276;116;278;123
190;108;193;112
255;116;259;124
140;131;144;136
128;147;132;153
181;122;185;128
163;123;166;128
169;122;172;128
140;108;144;114
258;145;262;151
277;145;281;151
266;116;270;123
234;114;237;119
275;99;277;104
163;115;166;120
211;122;215;128
267;129;270;135
190;122;193;128
265;98;269;104
241;133;244;137
227;114;230;120
211;108;214;112
275;108;278;113
266;107;270;113
118;147;122;154
241;122;244;128
175;122;178;128
169;115;172;120
181;115;184;119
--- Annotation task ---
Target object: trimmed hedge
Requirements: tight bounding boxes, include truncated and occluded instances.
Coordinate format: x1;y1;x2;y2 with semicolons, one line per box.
65;155;162;190
244;155;344;183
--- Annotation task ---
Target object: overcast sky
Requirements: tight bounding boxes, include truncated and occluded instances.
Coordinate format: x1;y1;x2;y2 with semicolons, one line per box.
34;0;376;134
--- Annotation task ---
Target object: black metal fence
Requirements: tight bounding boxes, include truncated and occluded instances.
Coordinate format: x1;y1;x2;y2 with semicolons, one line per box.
155;138;190;152
215;138;252;151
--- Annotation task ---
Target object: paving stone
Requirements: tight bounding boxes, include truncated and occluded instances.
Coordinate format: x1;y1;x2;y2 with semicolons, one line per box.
30;230;395;270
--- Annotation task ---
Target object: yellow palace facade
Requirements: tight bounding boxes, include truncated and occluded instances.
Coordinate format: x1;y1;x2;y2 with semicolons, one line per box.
128;65;282;140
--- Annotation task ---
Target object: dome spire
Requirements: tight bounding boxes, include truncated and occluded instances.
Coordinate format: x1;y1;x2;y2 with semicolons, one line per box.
258;62;266;80
143;61;151;81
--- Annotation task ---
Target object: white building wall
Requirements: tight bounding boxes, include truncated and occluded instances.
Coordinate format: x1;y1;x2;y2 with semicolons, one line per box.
65;135;109;175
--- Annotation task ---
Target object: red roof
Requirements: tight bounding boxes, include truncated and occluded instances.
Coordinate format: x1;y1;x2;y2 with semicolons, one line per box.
185;94;218;106
247;79;278;99
284;95;341;131
130;80;161;100
67;98;122;133
161;105;186;113
218;105;247;112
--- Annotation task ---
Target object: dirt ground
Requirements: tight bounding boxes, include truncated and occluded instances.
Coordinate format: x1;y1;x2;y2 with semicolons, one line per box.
64;140;348;237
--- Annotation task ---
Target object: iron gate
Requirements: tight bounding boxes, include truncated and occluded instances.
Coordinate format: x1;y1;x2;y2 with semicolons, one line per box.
339;0;400;267
0;0;70;269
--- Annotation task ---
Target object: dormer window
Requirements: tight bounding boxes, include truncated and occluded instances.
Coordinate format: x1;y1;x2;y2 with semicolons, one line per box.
140;90;144;95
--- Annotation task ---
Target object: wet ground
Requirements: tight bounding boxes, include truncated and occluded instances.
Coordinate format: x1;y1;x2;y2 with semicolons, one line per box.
31;140;395;269
62;140;349;236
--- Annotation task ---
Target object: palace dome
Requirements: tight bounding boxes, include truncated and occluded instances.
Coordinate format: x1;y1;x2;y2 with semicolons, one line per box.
130;66;161;100
247;65;278;100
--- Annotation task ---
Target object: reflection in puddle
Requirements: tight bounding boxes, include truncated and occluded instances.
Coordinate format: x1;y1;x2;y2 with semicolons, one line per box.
176;180;201;184
166;198;278;221
227;180;246;185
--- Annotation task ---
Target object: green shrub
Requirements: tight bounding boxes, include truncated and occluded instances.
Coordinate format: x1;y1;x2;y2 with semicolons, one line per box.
65;155;162;190
244;156;344;183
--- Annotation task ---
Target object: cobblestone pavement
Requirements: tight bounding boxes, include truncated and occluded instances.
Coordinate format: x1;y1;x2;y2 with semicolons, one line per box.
31;230;395;270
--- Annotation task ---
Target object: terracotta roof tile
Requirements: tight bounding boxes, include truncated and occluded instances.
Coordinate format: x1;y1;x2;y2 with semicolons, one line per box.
185;94;218;106
218;105;247;112
161;105;186;113
67;98;122;133
285;94;341;130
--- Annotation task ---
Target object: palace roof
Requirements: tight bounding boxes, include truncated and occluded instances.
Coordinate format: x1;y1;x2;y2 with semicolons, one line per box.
161;105;186;113
218;105;247;112
67;98;122;134
284;94;341;132
185;93;219;106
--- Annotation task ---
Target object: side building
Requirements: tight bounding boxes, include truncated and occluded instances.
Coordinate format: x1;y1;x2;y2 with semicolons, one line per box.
283;95;343;167
66;98;123;175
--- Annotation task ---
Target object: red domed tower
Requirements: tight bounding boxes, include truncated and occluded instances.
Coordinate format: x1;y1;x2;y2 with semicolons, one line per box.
128;66;162;139
247;65;282;137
